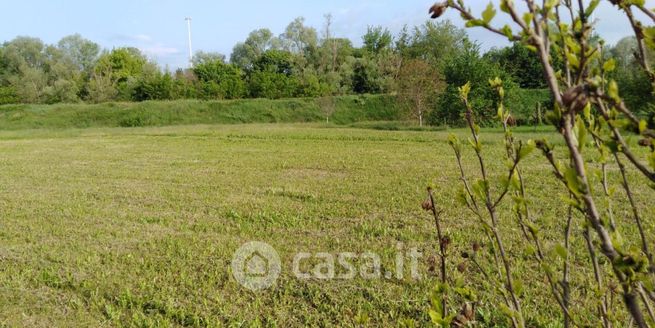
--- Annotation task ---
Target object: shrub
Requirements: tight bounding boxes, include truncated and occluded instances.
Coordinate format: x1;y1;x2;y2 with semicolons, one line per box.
431;42;517;126
427;1;655;327
0;86;18;105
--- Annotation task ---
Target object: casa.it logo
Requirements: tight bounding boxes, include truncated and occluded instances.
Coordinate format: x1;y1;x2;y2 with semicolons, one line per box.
232;241;423;291
231;241;282;291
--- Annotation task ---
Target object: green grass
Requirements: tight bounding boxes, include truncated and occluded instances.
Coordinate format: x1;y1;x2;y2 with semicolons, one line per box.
0;123;651;327
0;95;401;130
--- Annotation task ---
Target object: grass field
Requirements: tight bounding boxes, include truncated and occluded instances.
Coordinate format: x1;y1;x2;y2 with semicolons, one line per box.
0;123;652;327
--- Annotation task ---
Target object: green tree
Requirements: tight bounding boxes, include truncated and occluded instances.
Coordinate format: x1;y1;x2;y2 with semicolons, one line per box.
433;42;516;125
607;37;655;114
43;45;82;103
133;71;175;101
396;58;441;126
193;60;246;99
397;21;468;67
281;17;318;56
87;67;118;103
230;29;281;70
1;37;50;103
362;26;393;55
93;48;158;101
248;50;299;98
57;34;100;74
192;51;226;66
485;43;547;89
352;57;382;94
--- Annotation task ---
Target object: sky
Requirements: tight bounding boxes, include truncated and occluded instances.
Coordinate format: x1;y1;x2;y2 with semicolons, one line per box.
1;0;653;70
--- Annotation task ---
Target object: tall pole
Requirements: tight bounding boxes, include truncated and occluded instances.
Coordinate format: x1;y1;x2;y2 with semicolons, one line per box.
185;17;193;68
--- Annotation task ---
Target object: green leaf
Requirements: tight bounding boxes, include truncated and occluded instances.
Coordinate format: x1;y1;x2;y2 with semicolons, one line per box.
611;230;625;249
523;13;534;26
472;180;489;201
458;82;471;100
560;195;581;209
500;174;510;190
429;309;442;324
468;138;480;152
643;26;655;42
497;104;505;120
565;37;581;54
541;262;555;276
564;168;583;196
510;170;521;191
500;0;511;13
583;102;592;121
633;0;646;7
501;25;514;39
526;221;539;236
482;2;497;24
566;51;580;69
518;140;536;161
489;76;502;88
454;287;477;301
639;120;648;134
554;244;568;259
603;58;616;72
575;116;588;151
544;0;560;10
499;304;518;320
585;0;600;18
465;19;484;28
608;80;620;102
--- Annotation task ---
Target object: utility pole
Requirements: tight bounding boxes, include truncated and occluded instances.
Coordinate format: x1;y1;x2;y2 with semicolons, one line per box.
185;17;193;68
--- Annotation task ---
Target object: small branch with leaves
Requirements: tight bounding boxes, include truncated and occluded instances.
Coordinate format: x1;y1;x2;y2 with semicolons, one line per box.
427;0;655;326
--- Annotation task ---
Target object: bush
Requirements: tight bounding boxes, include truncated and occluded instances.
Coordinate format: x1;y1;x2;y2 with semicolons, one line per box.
430;43;517;126
509;89;551;125
0;86;18;105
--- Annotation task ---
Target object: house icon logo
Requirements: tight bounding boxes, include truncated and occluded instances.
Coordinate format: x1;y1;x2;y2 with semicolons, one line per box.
231;241;281;291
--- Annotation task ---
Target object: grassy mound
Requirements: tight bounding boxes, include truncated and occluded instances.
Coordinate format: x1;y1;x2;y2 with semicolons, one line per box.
0;95;401;130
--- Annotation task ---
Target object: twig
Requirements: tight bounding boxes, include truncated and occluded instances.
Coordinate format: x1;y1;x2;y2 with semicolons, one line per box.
427;187;448;318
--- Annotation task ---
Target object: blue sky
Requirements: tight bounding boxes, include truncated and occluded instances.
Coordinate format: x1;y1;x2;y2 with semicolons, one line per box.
1;0;653;69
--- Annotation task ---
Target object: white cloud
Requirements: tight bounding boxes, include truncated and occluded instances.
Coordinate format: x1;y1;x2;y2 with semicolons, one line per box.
141;45;180;57
133;34;153;42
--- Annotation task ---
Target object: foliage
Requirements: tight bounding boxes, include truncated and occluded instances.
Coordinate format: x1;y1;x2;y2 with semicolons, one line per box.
607;36;655;115
485;42;547;89
511;88;552;125
57;34;100;74
248;50;300;99
396;58;442;126
363;26;393;55
0;15;642;131
0;86;18;105
280;17;318;56
230;29;281;70
432;42;517;126
133;72;174;101
192;60;246;100
429;1;655;327
396;21;468;67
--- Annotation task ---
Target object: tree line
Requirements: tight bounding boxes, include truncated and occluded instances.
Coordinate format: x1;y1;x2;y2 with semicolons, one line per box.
0;16;652;125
